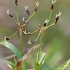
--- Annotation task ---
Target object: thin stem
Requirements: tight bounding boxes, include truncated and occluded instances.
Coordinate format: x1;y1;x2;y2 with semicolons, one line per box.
41;33;44;39
28;15;38;28
40;33;44;46
26;12;35;23
16;5;18;22
9;31;18;38
19;29;23;56
13;17;17;23
47;10;53;25
22;12;36;26
32;19;38;28
45;22;55;29
36;31;44;63
13;17;20;25
31;29;38;34
36;35;42;65
16;5;20;25
36;32;44;63
36;31;40;41
48;10;53;21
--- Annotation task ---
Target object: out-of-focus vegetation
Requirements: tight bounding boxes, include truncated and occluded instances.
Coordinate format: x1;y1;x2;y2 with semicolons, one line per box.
0;0;70;70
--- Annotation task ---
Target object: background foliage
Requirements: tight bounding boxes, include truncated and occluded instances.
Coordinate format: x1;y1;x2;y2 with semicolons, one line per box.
0;0;70;70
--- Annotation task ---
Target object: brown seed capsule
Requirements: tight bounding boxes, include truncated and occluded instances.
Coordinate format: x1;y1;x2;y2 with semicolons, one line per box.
32;40;36;44
23;21;26;24
15;0;18;5
35;7;38;12
51;4;54;10
9;14;13;17
6;37;10;40
55;17;59;24
26;10;30;15
44;23;46;27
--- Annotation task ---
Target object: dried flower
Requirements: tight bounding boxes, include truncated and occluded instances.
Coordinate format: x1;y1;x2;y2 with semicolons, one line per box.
24;5;28;10
35;1;40;7
44;19;49;26
56;11;62;18
34;1;40;12
7;10;10;14
23;30;27;34
22;17;25;22
7;10;13;17
27;39;32;44
24;5;30;15
22;17;27;24
23;30;31;35
45;19;49;23
27;39;36;44
55;11;62;23
52;0;57;4
51;0;57;10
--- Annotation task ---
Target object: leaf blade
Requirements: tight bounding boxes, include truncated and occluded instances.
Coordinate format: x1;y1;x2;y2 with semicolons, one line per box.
0;40;21;59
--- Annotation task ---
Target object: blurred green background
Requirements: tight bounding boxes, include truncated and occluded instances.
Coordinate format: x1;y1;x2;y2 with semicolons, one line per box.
0;0;70;70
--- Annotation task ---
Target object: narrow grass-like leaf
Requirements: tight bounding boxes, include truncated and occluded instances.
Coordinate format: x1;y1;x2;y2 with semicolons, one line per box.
42;62;48;70
0;40;21;59
39;53;46;67
3;59;14;66
55;59;70;70
21;62;28;70
34;57;40;70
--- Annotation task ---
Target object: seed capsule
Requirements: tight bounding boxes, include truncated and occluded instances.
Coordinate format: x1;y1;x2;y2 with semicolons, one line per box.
5;37;10;40
44;23;46;27
51;4;54;10
15;0;18;5
55;17;59;24
34;7;38;12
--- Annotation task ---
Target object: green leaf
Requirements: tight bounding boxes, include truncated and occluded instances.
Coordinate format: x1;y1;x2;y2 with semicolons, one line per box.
3;59;14;66
55;59;70;70
42;62;48;70
22;62;28;70
38;52;46;66
0;40;21;59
